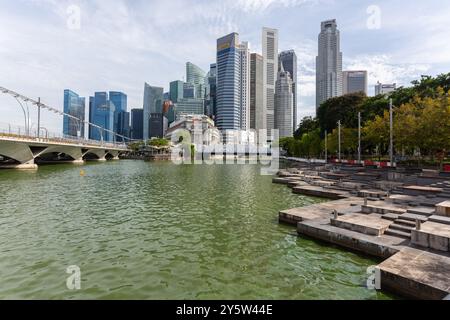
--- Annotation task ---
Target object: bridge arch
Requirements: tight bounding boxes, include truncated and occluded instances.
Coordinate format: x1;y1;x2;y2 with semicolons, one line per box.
82;149;106;161
34;146;83;162
0;141;34;164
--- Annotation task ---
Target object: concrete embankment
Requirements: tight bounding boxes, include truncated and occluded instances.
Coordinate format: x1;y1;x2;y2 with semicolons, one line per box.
275;163;450;300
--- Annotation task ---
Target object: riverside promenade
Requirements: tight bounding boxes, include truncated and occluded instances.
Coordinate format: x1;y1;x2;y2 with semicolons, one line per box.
275;161;450;300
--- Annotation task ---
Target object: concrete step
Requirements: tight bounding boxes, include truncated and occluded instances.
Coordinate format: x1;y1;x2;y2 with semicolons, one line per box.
381;213;400;221
389;223;414;233
428;215;450;226
385;228;411;239
406;207;436;217
400;213;429;223
395;218;417;227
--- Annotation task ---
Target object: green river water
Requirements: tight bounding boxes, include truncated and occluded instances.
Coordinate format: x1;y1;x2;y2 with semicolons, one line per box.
0;161;393;299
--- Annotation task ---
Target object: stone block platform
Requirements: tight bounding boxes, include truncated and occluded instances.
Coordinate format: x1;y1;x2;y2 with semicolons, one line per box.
331;213;392;236
279;197;362;225
292;185;351;199
411;222;450;252
275;164;450;299
436;201;450;217
378;248;450;300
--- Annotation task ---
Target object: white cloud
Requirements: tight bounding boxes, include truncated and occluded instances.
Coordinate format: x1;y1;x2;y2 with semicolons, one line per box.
345;54;430;91
0;0;449;133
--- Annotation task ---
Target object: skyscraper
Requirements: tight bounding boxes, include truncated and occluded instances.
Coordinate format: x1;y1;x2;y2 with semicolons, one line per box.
143;83;164;140
238;41;250;130
174;98;204;117
279;50;298;131
89;92;115;142
206;63;217;119
109;91;128;141
117;111;130;142
186;62;206;99
343;71;368;95
169;80;184;103
63;89;85;138
275;65;293;138
316;19;343;113
262;27;278;131
183;83;195;99
216;32;241;131
131;108;143;140
250;53;265;130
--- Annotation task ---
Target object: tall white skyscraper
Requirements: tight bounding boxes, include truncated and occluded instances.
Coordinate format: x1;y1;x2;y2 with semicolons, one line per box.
250;53;265;131
262;27;278;131
279;50;298;132
316;19;342;113
275;64;293;138
239;41;250;130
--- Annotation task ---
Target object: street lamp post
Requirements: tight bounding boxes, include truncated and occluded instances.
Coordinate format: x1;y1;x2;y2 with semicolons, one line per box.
39;127;48;140
389;98;394;167
14;97;29;136
37;97;41;140
358;112;361;164
338;120;341;162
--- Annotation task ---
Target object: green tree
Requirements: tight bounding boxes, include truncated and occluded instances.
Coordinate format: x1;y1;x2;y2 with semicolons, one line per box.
326;127;358;158
294;117;319;139
148;138;169;147
317;92;366;133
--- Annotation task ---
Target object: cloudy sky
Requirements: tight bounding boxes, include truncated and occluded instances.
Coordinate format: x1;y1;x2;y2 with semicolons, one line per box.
1;0;449;134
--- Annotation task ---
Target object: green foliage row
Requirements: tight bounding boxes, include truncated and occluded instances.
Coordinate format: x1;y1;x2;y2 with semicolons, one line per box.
283;72;450;163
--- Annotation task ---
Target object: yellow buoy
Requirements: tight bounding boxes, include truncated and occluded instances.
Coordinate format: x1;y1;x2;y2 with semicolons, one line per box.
80;170;85;177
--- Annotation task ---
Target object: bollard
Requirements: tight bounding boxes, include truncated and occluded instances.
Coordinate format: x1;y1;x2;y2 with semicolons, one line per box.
416;219;421;231
364;197;368;206
333;210;338;220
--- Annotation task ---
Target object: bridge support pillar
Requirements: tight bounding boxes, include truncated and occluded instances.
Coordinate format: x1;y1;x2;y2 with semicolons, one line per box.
0;160;38;170
72;159;85;165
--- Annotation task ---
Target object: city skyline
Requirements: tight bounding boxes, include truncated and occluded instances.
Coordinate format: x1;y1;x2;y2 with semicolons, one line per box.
1;0;450;134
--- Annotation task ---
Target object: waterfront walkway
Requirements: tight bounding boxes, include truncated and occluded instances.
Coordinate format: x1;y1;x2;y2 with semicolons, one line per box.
275;163;450;300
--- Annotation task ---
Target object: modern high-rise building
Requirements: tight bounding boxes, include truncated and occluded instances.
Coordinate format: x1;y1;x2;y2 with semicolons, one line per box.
238;41;250;130
216;32;241;131
275;65;294;138
149;113;167;139
279;50;298;131
316;19;343;113
89;92;115;142
63;89;85;138
262;27;278;131
206;63;217;119
169;80;184;103
130;108;143;140
109;91;128;141
117;111;130;142
250;53;265;130
375;82;397;95
343;71;368;95
143;83;164;140
174;98;204;118
186;62;206;99
183;83;195;99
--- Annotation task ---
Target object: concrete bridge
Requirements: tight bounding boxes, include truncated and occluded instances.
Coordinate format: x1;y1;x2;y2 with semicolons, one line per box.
0;133;128;169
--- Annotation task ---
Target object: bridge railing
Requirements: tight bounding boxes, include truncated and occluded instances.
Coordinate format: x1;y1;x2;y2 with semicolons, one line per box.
0;122;128;150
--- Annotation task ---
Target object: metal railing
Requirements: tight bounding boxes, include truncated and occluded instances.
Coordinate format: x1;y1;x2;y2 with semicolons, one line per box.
0;122;128;150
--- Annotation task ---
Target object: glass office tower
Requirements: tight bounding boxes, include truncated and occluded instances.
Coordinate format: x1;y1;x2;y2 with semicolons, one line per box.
88;92;115;142
63;89;85;138
216;32;241;131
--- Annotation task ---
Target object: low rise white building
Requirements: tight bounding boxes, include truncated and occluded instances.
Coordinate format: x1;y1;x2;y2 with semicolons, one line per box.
165;114;221;146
